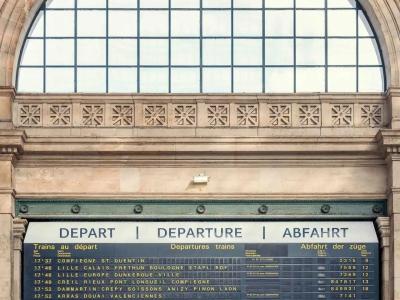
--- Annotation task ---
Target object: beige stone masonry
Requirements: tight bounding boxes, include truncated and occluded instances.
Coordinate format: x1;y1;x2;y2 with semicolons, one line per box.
12;218;27;300
12;94;388;133
377;217;391;300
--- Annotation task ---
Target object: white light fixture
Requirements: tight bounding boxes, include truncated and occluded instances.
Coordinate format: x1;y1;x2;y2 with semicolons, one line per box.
193;173;209;184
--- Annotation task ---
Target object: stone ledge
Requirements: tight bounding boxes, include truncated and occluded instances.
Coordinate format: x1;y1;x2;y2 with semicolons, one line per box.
0;129;26;156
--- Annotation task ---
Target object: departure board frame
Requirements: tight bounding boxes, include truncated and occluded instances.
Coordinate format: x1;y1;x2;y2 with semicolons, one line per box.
23;221;380;300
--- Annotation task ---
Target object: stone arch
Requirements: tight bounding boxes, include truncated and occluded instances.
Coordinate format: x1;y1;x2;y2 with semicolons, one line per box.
1;0;400;89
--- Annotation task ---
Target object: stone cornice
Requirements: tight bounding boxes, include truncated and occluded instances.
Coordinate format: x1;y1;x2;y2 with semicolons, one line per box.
0;129;26;157
376;216;391;248
377;129;400;155
12;218;28;251
0;87;16;98
20;135;380;156
386;86;400;97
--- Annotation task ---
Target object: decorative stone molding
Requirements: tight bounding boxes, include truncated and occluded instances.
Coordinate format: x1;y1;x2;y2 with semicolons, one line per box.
13;94;388;130
143;104;167;127
206;104;229;127
81;105;105;127
49;104;72;127
376;217;390;248
111;105;134;127
331;104;353;127
236;104;258;127
377;130;400;155
298;104;321;127
267;104;291;127
18;104;41;127
172;104;196;127
361;104;384;128
12;218;27;251
0;130;26;157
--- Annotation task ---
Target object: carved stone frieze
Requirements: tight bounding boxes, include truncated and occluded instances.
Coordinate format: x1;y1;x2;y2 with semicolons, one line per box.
81;105;105;127
236;104;258;127
298;104;321;127
361;104;383;128
112;105;134;127
49;104;72;127
267;104;291;127
173;105;196;127
331;104;353;127
13;95;387;129
206;104;229;127
144;105;167;127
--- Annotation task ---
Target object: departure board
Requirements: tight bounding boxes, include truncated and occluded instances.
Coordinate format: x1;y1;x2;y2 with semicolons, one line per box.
24;222;379;300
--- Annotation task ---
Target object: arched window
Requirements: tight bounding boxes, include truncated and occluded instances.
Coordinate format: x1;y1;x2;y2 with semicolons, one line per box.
17;0;385;93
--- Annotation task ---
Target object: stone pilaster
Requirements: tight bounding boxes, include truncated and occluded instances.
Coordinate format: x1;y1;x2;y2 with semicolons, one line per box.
387;88;400;130
377;129;400;300
376;217;391;300
12;218;27;300
0;88;15;130
0;130;25;300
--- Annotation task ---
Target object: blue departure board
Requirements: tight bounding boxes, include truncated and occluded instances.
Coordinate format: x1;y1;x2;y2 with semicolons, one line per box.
23;222;379;300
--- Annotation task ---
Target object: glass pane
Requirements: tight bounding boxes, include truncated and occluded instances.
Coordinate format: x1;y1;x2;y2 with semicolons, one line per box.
203;39;231;66
296;39;325;65
140;68;169;93
46;11;74;37
141;11;169;37
265;11;293;37
109;39;137;65
77;11;106;37
171;39;200;66
203;0;230;8
18;68;43;92
328;39;356;65
77;39;106;65
20;39;43;66
265;39;293;66
141;0;169;8
109;68;137;93
203;11;231;37
328;67;356;92
46;68;74;93
28;11;43;37
296;11;325;37
46;39;74;66
171;0;199;8
77;68;106;93
140;39;169;65
47;0;75;8
171;68;200;93
359;67;384;92
234;0;262;8
296;67;325;92
171;11;200;37
203;68;231;92
109;0;137;8
234;11;262;37
234;39;262;65
328;10;356;36
358;11;374;37
327;0;356;8
234;68;262;92
265;0;293;8
296;0;325;8
265;67;294;93
77;0;106;8
109;11;137;37
359;38;382;65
